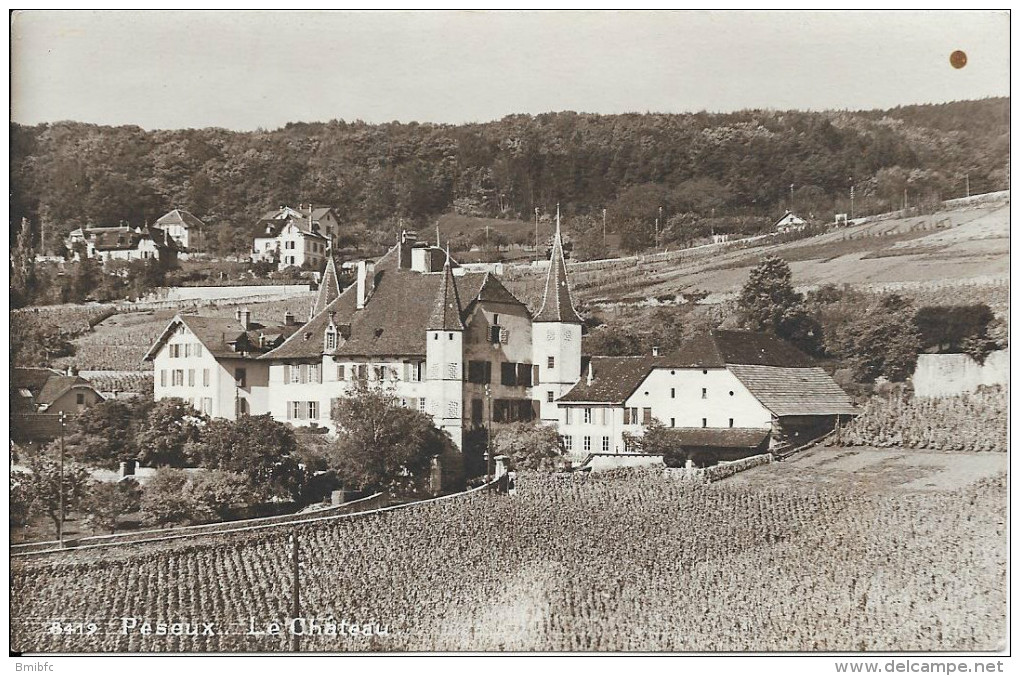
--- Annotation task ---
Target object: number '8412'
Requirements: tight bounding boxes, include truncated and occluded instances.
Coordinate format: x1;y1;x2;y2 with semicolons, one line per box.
49;622;98;635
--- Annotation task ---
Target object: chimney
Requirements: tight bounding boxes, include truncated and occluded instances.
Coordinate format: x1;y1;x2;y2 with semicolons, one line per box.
398;230;417;269
652;346;660;357
356;260;368;309
284;311;295;326
586;362;594;386
239;307;252;330
328;310;337;325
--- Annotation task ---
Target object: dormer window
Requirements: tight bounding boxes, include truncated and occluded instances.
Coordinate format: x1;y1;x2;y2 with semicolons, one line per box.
325;325;338;352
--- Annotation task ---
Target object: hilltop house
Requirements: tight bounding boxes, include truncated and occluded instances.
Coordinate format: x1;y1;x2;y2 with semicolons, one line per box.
12;367;105;415
251;207;333;270
154;209;206;255
65;224;180;265
557;331;857;461
774;211;807;233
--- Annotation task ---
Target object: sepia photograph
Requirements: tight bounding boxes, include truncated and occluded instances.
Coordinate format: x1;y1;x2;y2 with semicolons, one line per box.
7;9;1011;665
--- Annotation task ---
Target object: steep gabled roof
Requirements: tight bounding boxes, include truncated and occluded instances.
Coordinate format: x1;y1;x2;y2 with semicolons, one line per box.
155;209;205;230
533;208;582;324
144;314;300;362
310;254;341;320
38;375;101;405
12;367;62;398
661;330;817;369
427;256;465;331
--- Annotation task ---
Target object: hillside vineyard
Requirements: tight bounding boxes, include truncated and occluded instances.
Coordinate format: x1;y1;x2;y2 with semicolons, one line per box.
11;470;1005;652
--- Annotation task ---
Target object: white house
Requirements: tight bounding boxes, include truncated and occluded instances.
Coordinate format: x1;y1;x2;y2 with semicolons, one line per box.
557;331;857;462
154;209;206;255
66;225;179;265
774;211;807;233
252;218;330;270
144;309;303;418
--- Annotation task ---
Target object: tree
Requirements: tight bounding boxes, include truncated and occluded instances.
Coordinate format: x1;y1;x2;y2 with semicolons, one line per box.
838;295;922;383
736;256;823;356
82;478;142;534
26;455;91;535
623;418;690;467
11;472;33;529
490;422;565;471
135;398;206;467
190;415;302;500
913;304;996;354
11;217;37;308
329;383;454;493
182;470;253;522
73;396;154;469
139;468;193;526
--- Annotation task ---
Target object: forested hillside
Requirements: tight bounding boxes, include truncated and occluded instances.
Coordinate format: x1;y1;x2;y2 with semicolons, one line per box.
10;98;1008;254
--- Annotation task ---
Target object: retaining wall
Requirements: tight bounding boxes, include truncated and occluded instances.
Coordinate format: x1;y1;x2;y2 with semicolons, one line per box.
913;349;1009;398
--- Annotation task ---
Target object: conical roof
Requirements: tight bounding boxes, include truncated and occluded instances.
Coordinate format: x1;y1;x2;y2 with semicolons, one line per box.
427;253;465;331
534;207;582;324
310;253;340;320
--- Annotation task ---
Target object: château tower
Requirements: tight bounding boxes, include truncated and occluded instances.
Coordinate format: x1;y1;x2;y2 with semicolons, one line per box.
425;249;465;449
532;205;583;424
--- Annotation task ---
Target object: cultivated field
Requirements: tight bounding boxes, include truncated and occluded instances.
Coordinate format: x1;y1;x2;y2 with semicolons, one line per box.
11;449;1006;653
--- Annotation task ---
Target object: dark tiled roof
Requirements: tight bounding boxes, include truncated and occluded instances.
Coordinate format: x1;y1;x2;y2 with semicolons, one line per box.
427;261;465;331
671;427;771;449
533;226;582;324
144;315;301;361
253;217;327;240
310;255;341;320
661;330;817;368
86;226;179;252
559;356;659;404
38;375;99;405
155;209;204;230
12;367;61;398
263;245;526;360
727;365;858;417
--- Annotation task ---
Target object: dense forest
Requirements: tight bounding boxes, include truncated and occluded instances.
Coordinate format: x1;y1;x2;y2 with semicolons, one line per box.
10;98;1009;254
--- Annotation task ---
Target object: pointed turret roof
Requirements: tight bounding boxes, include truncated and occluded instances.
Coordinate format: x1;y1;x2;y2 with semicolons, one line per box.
310;252;340;320
427;249;465;331
534;205;582;324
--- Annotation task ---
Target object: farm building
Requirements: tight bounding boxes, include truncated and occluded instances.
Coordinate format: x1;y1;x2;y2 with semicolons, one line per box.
12;366;106;415
557;330;857;462
154;209;206;255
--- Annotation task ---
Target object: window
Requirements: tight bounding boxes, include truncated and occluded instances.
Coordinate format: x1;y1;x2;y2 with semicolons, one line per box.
309;364;321;383
670;388;675;399
235;368;247;388
500;361;518;386
729;391;735;396
410;361;424;382
471;398;484;424
547;356;555;370
203;369;210;387
642;407;652;425
308;401;319;420
546;391;554;403
670;418;675;427
702;388;707;399
336;364;346;381
492;313;500;326
468;360;492;384
446;362;458;379
325;330;337;351
564;436;573;452
418;398;427;413
195;344;202;358
300;364;310;384
184;344;191;358
602;436;610;453
357;364;369;381
288;364;300;384
565;408;573;425
160;370;167;387
624;407;638;425
490;326;501;344
173;370;184;386
516;363;533;387
702;418;708;428
446;401;459;418
76;393;85;405
583;436;591;453
187;369;195;387
729;418;734;428
289;402;302;419
584;408;592;424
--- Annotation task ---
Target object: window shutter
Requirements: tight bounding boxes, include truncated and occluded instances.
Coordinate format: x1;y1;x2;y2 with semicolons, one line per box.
499;327;509;344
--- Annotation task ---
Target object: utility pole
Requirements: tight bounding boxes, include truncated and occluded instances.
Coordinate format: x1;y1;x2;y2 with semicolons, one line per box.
849;177;855;220
58;412;66;542
534;207;540;252
790;183;794;211
966;173;970;198
484;384;493;482
904;188;908;211
290;529;301;652
658;206;663;249
602;208;607;248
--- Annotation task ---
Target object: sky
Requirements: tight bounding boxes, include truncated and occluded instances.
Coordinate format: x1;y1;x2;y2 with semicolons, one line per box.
10;10;1011;131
